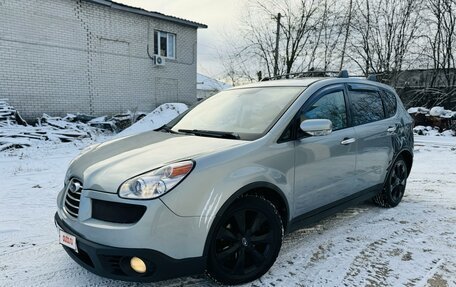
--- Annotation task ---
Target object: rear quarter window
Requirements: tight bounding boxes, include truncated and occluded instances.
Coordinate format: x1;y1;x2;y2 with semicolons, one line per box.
349;89;385;126
382;90;398;118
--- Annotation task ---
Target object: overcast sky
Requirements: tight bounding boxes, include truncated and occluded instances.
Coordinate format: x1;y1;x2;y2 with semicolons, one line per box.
117;0;246;78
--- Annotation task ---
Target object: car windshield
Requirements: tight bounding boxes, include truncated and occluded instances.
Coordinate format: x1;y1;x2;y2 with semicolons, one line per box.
170;87;305;140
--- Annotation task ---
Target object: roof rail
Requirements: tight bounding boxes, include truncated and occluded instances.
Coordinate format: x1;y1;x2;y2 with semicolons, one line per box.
367;74;378;82
260;69;379;82
261;70;340;81
338;70;349;78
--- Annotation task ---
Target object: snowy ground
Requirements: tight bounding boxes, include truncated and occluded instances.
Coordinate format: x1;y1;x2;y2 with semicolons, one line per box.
0;135;455;287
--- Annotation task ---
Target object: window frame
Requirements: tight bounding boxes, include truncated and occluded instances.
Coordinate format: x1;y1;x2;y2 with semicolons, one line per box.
153;30;176;59
278;84;351;142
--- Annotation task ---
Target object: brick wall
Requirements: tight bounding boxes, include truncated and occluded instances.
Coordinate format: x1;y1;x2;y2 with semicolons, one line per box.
0;0;199;120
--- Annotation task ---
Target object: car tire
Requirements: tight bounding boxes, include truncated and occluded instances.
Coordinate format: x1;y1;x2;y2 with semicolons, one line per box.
206;196;283;285
373;155;408;208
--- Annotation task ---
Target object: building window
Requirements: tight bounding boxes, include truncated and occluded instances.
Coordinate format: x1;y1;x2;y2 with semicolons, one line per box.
154;31;176;59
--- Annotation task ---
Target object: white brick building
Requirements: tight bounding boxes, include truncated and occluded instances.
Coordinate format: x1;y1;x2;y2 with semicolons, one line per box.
0;0;206;120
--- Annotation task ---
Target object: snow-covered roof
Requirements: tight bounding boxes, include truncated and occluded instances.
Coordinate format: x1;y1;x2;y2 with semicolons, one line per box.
197;74;231;91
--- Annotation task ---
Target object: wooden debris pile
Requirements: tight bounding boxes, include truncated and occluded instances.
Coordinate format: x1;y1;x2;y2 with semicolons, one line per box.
0;114;99;151
0;100;102;151
0;99;28;127
408;106;456;133
88;111;146;132
0;100;147;151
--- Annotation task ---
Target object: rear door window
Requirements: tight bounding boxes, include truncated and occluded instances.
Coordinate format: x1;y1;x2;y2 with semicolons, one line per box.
349;89;385;126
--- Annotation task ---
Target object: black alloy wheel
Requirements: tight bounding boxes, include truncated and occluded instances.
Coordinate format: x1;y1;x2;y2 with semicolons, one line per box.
374;156;408;208
207;196;283;285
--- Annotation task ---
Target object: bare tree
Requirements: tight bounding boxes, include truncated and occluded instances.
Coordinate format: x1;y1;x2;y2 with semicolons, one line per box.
312;0;346;71
339;0;353;70
271;0;320;74
347;0;422;79
219;0;422;85
218;45;257;86
425;0;456;87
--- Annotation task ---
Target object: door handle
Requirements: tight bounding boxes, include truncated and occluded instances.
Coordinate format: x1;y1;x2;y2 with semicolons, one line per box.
387;126;396;133
340;137;356;145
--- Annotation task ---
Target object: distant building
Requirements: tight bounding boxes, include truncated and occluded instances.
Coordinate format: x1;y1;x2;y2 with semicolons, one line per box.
388;69;456;109
393;69;456;88
197;74;231;99
0;0;206;120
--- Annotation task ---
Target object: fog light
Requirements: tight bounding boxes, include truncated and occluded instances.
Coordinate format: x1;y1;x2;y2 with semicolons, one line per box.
130;257;147;273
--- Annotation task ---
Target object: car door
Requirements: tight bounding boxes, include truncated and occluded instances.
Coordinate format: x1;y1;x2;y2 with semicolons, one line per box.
293;84;357;215
347;83;394;192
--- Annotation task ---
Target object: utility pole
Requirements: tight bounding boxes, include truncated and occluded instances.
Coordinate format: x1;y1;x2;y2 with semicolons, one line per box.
273;13;281;77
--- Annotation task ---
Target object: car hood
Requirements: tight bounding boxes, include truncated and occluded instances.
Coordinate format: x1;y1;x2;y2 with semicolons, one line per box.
68;131;247;193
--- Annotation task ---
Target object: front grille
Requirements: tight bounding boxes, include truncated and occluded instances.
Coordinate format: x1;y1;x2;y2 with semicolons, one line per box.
64;178;83;218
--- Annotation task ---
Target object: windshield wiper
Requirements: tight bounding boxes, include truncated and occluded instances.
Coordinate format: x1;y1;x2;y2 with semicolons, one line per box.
157;124;180;134
178;129;240;139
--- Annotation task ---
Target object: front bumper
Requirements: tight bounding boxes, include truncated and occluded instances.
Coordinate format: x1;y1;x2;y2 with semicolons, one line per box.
56;188;210;259
55;213;205;282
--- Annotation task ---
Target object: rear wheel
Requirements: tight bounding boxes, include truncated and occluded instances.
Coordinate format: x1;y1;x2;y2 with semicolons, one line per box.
207;196;283;285
373;156;408;207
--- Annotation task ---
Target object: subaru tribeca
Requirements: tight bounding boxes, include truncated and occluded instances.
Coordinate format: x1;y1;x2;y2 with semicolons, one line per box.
55;72;413;285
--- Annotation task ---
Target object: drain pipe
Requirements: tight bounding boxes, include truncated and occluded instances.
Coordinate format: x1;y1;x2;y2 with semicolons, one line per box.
146;22;154;61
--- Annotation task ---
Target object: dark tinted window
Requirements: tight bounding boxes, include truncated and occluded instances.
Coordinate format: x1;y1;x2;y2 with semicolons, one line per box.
278;123;293;142
349;90;385;125
382;90;397;118
301;90;348;131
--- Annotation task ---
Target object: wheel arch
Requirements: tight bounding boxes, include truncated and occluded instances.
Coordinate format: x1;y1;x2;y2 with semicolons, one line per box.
399;149;413;176
395;148;413;176
202;182;290;258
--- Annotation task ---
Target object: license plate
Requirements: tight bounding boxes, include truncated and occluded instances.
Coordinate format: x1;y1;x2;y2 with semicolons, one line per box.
59;229;78;253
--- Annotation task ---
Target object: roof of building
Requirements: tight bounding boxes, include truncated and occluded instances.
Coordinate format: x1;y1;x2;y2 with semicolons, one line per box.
197;74;231;91
85;0;207;29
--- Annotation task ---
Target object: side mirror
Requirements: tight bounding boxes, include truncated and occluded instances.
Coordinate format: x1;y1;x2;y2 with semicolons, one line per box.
300;119;332;136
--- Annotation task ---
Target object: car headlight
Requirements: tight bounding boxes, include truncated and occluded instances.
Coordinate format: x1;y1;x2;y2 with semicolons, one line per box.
118;160;194;199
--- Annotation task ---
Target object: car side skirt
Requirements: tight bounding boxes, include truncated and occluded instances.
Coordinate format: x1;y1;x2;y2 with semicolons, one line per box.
287;184;382;233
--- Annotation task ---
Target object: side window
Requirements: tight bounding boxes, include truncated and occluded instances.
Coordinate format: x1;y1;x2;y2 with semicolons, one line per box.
300;90;348;134
382;90;397;118
349;90;385;125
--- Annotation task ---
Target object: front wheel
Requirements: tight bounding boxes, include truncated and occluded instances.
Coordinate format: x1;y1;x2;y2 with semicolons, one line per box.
206;196;283;285
373;156;408;208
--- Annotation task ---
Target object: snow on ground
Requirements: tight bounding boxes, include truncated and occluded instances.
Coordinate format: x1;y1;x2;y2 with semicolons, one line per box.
0;135;455;287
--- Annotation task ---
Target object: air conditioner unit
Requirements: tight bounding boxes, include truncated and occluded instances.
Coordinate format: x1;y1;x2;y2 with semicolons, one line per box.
154;55;165;66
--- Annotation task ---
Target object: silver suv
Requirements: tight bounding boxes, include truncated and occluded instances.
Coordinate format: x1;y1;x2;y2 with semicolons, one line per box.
55;73;414;285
